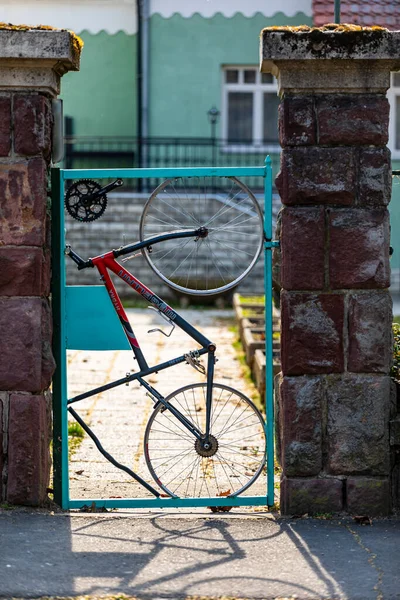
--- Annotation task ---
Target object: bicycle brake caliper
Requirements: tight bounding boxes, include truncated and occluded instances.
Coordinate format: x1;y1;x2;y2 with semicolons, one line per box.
184;350;206;375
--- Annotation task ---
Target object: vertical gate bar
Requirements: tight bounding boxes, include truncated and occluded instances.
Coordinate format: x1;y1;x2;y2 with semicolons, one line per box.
51;168;70;509
264;156;275;507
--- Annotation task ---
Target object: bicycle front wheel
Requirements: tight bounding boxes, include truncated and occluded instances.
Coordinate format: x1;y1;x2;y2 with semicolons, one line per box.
139;177;264;295
144;383;266;498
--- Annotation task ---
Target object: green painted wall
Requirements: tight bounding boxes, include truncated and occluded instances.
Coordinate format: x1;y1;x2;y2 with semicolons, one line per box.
60;31;137;136
391;160;400;271
60;12;311;138
149;12;312;137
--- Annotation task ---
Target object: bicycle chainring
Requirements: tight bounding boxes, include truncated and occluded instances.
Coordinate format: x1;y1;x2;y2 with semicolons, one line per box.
65;179;108;222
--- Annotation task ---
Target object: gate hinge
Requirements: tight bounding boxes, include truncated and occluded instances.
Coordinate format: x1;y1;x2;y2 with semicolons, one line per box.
264;239;280;249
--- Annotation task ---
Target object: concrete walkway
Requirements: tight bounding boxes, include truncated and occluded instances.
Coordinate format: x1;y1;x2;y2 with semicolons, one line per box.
67;308;267;501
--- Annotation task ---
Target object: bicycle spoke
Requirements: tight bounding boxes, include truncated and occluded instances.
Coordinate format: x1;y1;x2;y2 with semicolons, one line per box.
145;383;266;498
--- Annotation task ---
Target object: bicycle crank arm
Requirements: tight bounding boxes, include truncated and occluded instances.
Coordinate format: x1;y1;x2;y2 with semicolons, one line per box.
89;178;124;201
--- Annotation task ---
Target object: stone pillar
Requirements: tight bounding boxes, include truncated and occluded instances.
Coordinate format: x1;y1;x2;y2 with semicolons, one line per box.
261;26;400;516
0;27;81;505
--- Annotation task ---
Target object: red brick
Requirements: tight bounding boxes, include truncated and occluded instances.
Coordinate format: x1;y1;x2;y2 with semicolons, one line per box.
7;394;50;505
278;96;316;146
348;291;392;373
281;207;325;290
0;247;47;296
0;96;11;156
346;477;391;516
281;291;344;375
276;147;357;206
281;477;343;516
359;147;391;207
316;95;389;145
329;209;390;289
0;297;55;392
14;95;52;157
279;376;323;476
326;374;390;476
0;158;47;246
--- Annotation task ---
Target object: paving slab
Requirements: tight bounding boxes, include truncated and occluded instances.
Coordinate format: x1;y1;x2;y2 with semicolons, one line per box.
67;308;268;502
0;511;399;600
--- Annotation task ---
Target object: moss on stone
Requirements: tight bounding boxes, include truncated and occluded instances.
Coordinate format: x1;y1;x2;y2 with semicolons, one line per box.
0;22;84;56
261;23;388;35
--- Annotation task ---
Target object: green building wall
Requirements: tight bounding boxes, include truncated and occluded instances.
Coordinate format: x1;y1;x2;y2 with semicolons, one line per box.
391;161;400;273
61;31;137;136
60;11;311;138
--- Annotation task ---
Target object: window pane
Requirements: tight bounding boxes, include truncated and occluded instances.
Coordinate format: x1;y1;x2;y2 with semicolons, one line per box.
225;69;238;84
228;92;253;142
263;93;280;143
261;73;273;84
396;97;400;149
244;69;256;84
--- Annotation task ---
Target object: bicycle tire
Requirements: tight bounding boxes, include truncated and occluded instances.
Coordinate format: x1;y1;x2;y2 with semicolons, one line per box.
144;383;266;498
139;177;264;296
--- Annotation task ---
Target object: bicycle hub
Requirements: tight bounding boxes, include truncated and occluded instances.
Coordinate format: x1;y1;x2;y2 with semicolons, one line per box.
195;435;218;458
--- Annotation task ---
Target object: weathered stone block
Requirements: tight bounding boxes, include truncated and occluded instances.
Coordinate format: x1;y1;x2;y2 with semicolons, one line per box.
14;95;52;157
329;209;390;289
0;247;48;296
0;158;47;246
276;147;357;206
346;477;390;516
326;374;390;475
275;372;282;466
390;416;400;446
316;95;389;145
278;96;316;146
280;376;323;476
281;207;325;290
7;394;50;505
348;292;392;373
0;96;11;156
0;397;3;500
359;147;392;207
41;298;55;391
281;477;343;515
281;292;344;375
0;298;55;392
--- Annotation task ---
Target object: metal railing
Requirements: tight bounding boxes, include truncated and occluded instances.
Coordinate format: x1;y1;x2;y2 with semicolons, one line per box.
63;136;281;192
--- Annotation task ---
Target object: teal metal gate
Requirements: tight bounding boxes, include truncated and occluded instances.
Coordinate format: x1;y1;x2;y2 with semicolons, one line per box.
52;161;275;510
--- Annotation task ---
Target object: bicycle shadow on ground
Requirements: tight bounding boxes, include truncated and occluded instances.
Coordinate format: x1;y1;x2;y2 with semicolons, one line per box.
3;511;398;599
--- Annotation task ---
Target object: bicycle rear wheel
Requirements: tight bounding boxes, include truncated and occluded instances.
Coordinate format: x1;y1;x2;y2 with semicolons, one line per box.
139;177;263;296
144;383;266;499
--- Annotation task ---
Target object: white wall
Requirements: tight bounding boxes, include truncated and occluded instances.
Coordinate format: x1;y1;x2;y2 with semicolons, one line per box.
0;0;312;34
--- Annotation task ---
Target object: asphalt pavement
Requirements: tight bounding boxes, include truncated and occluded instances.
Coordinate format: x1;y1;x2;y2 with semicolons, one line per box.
0;510;399;599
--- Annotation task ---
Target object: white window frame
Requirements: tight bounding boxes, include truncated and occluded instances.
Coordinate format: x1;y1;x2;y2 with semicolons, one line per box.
221;65;280;153
388;73;400;159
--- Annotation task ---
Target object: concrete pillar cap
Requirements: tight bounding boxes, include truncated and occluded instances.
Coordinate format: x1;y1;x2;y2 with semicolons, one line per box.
260;25;400;94
0;25;82;95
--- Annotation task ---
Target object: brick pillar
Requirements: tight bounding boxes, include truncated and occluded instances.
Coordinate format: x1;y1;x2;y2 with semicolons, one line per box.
261;26;400;516
0;28;81;505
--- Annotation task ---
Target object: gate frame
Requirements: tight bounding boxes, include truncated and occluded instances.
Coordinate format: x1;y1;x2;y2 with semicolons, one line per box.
51;160;275;510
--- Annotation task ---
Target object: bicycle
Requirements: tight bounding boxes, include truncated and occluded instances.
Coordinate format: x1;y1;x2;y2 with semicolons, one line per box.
64;175;266;500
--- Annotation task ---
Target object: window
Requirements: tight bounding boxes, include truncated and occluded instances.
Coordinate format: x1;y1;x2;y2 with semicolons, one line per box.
222;66;280;149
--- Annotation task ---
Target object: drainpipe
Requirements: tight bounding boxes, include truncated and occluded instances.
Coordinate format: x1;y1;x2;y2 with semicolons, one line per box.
142;0;150;168
136;0;143;174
